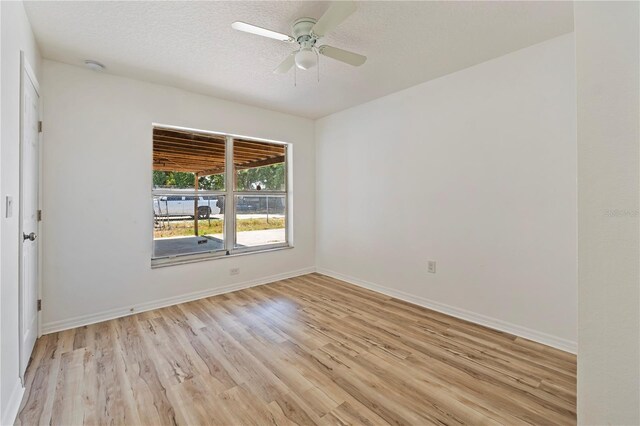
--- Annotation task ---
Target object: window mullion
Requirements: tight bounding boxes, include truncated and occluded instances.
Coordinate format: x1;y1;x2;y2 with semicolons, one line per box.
224;136;235;253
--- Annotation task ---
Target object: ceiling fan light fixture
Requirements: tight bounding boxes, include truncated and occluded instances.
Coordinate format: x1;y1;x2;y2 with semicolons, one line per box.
295;48;316;70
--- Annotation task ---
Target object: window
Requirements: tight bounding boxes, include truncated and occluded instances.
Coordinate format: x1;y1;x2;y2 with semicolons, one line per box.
152;126;289;265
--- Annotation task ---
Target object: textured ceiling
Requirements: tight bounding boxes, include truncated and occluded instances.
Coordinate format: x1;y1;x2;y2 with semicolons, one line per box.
24;1;574;119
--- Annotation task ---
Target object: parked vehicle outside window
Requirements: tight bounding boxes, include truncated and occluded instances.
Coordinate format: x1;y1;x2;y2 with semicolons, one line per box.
153;196;221;218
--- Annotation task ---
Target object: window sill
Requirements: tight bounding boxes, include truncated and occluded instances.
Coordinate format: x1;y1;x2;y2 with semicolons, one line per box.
150;244;293;269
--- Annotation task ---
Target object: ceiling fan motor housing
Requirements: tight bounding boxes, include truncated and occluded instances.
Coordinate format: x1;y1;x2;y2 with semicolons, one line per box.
292;17;318;43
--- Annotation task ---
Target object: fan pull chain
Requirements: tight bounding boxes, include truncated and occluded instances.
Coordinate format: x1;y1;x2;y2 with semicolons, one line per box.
294;65;297;87
317;53;320;83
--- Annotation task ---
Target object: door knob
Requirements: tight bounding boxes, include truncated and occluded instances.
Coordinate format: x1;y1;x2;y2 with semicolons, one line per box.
23;232;37;241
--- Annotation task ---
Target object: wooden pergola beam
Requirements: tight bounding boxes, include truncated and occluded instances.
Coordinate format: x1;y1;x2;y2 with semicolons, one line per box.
154;137;225;151
154;144;263;162
235;155;286;170
235;139;286;152
154;128;225;143
154;136;283;153
235;146;285;156
195;166;225;176
152;129;286;176
195;155;285;176
153;130;285;155
153;146;225;159
154;166;204;173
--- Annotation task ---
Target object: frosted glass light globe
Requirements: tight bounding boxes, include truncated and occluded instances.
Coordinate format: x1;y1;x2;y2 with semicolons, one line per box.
295;48;316;70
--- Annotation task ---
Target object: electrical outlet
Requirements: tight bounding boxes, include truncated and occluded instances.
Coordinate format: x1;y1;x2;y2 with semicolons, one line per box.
230;268;240;276
427;260;436;274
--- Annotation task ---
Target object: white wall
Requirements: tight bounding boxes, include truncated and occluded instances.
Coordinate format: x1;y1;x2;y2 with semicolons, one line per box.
575;2;640;424
0;1;41;424
316;33;577;351
40;60;315;332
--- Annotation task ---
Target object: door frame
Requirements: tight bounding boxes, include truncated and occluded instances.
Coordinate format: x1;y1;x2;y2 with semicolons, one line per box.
18;51;42;381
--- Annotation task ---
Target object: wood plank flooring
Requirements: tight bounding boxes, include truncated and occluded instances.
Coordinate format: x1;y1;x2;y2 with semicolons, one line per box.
16;273;576;425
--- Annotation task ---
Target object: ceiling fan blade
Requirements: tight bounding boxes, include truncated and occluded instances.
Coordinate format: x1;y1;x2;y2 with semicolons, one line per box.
231;21;294;43
273;52;296;74
318;45;366;66
311;1;357;37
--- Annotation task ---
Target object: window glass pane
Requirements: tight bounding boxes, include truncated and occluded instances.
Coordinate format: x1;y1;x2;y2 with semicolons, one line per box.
235;195;286;248
153;127;226;190
234;139;286;191
198;173;225;191
153;195;225;258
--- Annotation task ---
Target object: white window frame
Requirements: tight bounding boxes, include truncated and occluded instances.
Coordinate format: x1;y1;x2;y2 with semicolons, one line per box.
151;126;291;268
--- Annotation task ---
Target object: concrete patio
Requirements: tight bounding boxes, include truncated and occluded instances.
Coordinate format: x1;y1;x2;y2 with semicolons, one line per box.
153;228;285;257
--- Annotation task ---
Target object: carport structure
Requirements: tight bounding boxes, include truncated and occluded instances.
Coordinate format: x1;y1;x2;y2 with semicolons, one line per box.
152;127;285;235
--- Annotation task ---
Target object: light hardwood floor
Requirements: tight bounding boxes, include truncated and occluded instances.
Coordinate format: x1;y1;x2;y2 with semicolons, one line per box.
17;273;576;425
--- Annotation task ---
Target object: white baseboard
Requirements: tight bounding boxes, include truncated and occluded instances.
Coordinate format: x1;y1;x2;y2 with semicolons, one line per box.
1;378;25;426
41;265;577;354
316;267;577;354
41;267;315;335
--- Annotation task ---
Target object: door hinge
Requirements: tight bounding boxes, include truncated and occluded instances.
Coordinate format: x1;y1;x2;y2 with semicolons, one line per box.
37;209;42;221
37;299;42;311
38;121;43;133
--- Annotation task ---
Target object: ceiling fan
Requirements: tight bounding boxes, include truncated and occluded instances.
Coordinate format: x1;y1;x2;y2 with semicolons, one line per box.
231;1;366;74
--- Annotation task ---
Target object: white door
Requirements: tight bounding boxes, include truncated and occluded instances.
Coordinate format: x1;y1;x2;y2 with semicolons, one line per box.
19;54;40;378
